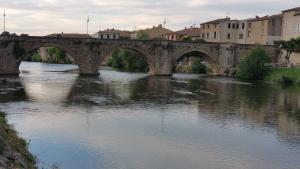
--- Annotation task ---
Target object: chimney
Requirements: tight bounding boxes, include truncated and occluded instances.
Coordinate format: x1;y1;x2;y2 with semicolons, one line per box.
256;16;259;19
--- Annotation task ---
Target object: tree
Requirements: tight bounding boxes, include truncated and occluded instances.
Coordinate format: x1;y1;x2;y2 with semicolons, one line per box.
47;47;67;64
182;37;193;42
137;31;149;40
277;37;300;66
191;58;207;74
237;47;271;80
107;49;149;72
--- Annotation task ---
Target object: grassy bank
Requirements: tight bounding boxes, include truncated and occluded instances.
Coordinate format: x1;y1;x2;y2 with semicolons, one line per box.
264;68;300;85
0;112;36;169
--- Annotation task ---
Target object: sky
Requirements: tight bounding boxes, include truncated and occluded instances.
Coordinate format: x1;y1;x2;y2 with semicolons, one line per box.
0;0;299;36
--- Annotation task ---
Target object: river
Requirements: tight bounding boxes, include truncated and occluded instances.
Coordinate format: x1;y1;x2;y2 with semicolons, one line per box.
0;62;300;169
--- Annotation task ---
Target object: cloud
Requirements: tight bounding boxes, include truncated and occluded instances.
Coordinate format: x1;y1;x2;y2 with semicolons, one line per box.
0;0;298;35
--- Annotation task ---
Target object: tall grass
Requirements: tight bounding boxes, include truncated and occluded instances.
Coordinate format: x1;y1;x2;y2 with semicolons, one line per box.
264;68;300;85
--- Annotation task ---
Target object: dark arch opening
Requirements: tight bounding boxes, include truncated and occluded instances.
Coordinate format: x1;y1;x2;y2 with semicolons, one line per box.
104;48;149;72
22;46;75;65
18;45;79;74
174;51;210;74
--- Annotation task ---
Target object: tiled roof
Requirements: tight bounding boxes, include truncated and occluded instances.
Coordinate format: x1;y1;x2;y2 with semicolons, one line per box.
282;7;300;13
141;25;173;39
201;18;231;25
98;29;132;38
167;27;202;37
246;15;269;22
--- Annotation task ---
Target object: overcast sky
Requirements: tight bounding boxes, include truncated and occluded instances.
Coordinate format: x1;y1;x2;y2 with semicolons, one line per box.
0;0;298;35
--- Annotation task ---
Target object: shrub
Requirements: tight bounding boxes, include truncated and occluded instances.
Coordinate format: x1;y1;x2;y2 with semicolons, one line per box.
191;58;207;74
31;53;41;62
107;49;149;72
277;75;295;86
237;47;271;80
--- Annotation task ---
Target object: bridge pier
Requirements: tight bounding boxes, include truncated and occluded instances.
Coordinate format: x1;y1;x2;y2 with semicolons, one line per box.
0;43;21;75
78;62;99;76
148;56;173;76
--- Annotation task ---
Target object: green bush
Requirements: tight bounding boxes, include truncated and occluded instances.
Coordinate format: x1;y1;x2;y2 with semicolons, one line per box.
47;47;69;64
31;53;41;62
264;68;300;86
237;47;271;80
107;49;149;72
191;58;207;74
277;75;295;86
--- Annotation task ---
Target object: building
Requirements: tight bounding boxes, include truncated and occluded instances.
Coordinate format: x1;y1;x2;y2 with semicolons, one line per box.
200;18;245;43
200;18;230;43
281;7;300;66
132;24;173;40
245;15;282;45
91;29;132;40
282;7;300;40
245;16;269;44
200;15;281;45
267;14;283;45
165;27;202;41
236;20;248;44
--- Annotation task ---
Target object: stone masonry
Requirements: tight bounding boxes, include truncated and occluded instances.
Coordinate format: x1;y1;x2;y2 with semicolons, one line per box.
0;35;278;76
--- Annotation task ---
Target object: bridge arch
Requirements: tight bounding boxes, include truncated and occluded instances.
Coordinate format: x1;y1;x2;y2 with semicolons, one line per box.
14;42;101;75
174;48;222;73
99;44;151;73
22;43;80;63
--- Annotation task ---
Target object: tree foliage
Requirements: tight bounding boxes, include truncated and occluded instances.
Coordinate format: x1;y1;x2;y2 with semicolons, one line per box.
136;31;149;40
277;37;300;65
107;49;149;72
237;47;271;80
191;58;207;74
46;47;72;64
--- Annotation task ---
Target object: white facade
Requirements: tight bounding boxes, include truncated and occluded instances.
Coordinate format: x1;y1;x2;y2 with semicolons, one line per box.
91;32;120;39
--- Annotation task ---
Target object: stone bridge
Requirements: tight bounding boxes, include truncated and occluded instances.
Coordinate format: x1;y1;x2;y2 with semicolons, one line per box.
0;35;278;76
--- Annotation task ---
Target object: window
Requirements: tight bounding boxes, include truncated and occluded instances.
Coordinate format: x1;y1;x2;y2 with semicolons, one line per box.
208;24;210;29
242;23;245;29
248;23;252;28
228;23;231;29
232;23;235;29
261;21;264;26
237;24;239;29
202;33;205;39
248;31;251;37
239;33;244;39
227;33;231;39
100;34;103;39
207;32;209;39
215;25;217;28
113;34;116;39
297;24;300;32
214;32;217;38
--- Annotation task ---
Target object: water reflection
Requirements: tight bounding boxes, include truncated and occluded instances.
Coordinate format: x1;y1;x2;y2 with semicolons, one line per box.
0;62;300;169
0;77;27;102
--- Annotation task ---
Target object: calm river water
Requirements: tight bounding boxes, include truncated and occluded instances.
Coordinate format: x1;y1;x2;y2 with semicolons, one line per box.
0;62;300;169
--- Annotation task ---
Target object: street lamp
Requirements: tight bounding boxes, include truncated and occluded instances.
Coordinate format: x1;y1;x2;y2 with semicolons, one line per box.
3;9;6;33
87;16;90;35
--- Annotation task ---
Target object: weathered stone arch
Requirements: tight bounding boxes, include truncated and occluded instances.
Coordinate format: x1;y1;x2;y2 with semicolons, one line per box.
173;48;223;73
97;43;152;72
22;43;80;63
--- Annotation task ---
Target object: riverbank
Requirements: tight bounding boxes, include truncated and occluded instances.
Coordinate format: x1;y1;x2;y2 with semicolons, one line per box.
264;68;300;85
0;112;36;169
